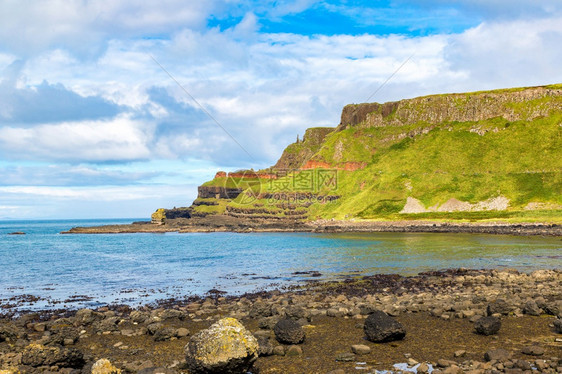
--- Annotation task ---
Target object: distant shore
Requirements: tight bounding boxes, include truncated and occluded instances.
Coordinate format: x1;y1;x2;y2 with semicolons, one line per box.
62;216;562;236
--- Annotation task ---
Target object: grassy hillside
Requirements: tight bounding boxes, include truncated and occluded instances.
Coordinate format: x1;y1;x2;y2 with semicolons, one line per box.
162;84;562;224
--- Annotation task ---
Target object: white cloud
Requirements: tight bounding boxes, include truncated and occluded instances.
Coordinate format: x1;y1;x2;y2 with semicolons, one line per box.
446;16;562;90
0;0;214;55
0;115;153;162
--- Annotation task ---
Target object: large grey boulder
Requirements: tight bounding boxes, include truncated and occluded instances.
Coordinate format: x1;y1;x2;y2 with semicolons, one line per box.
363;310;406;342
185;318;259;374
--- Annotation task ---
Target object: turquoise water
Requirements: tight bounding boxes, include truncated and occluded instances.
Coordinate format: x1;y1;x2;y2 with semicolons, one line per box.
0;219;561;311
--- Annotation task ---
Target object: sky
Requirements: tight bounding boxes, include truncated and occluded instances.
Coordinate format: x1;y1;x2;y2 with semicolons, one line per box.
1;0;562;219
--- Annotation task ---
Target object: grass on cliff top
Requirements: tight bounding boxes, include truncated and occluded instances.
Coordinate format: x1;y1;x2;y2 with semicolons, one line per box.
305;113;562;222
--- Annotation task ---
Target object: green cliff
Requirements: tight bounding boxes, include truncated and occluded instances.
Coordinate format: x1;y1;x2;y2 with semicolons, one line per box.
157;84;562;223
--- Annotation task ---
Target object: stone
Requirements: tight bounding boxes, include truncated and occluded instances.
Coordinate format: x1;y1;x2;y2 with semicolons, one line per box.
544;300;562;316
176;328;190;338
487;299;512;316
249;302;272;318
443;365;463;374
417;362;430;373
159;309;185;320
285;306;308;321
514;359;532;370
351;344;371;355
74;309;101;325
256;336;273;357
130;310;148;323
437;359;457;367
94;317;120;333
364;310;406;342
273;319;305;344
522;300;542;316
522;346;545;356
273;345;285;356
21;343;84;368
184;318;258;374
0;321;22;342
407;358;419;366
554;318;562;333
474;316;501;335
285;345;303;356
91;358;122;374
454;350;466;357
327;370;345;374
484;348;511;362
149;324;176;342
335;352;355;362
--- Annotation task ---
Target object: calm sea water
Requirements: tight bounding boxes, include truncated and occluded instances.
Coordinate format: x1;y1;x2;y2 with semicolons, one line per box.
0;219;560;311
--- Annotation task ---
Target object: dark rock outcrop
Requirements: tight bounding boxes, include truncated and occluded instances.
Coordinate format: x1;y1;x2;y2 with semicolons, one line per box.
474;316;501;335
363;310;406;342
273;318;305;344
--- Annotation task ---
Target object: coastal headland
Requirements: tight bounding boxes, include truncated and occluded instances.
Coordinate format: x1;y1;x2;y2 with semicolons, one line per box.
66;84;562;236
1;268;560;373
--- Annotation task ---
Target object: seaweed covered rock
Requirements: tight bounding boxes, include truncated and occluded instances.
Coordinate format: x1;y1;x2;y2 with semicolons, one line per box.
364;310;406;342
185;318;258;374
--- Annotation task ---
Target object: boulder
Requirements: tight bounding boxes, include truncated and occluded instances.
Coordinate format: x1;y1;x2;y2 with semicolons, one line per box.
74;308;101;325
91;358;122;374
0;321;23;342
522;300;542;316
363;310;406;342
273;319;305;344
249;302;272;318
487;299;512;316
147;323;176;341
130;310;149;323
554;318;562;333
521;346;545;356
21;343;84;368
544;300;562;316
185;318;258;374
484;348;511;362
256;336;274;356
474;316;501;335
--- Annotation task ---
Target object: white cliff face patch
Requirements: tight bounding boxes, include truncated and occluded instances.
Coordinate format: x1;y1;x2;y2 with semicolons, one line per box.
400;196;510;213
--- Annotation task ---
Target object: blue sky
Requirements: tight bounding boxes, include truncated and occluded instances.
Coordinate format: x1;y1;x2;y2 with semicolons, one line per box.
1;0;562;219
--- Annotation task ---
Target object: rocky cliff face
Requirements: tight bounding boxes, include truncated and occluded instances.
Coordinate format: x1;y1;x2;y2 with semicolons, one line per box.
273;127;334;170
338;86;562;130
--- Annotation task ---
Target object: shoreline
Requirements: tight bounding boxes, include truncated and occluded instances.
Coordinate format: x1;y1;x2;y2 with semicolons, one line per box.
62;217;562;236
0;268;560;373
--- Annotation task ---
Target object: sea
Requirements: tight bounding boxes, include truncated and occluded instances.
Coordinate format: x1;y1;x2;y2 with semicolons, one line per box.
0;218;561;312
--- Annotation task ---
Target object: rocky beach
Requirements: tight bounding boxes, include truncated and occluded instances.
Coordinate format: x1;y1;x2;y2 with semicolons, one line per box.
63;218;562;236
1;268;560;374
